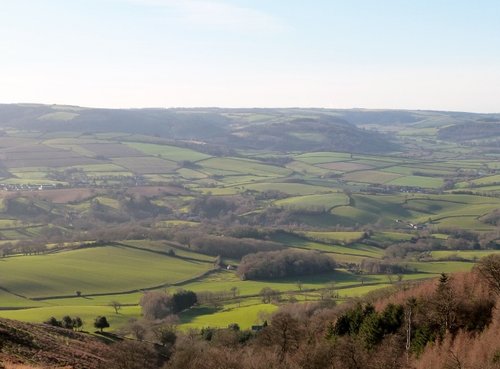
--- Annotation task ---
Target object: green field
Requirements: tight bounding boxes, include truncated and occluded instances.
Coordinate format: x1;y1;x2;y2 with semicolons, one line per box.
431;250;500;261
274;193;349;211
198;157;292;177
180;300;277;330
0;245;211;299
302;231;365;243
242;182;334;195
125;142;212;162
0;305;141;332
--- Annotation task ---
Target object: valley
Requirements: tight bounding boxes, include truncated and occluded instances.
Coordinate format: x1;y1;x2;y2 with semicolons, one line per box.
0;106;498;333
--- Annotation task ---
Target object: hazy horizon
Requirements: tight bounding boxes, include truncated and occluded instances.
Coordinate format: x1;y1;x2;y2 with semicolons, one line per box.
3;102;500;115
1;0;500;113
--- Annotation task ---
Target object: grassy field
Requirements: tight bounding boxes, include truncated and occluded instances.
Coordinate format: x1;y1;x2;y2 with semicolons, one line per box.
274;193;349;211
271;233;383;258
293;152;352;164
125;142;212;162
198;157;292;177
242;182;335;195
431;250;500;261
386;175;444;188
0;245;211;298
179;300;278;330
0;305;141;332
301;231;365;243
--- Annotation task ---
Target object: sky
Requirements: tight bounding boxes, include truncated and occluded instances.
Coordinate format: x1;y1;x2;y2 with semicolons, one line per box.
1;0;499;112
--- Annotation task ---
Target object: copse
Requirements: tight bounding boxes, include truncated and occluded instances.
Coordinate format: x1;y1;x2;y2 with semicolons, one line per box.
171;290;197;313
237;249;335;280
140;290;198;320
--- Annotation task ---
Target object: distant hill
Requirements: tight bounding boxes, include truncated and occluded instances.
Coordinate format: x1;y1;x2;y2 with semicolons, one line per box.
1;104;499;152
0;105;398;154
332;108;500;145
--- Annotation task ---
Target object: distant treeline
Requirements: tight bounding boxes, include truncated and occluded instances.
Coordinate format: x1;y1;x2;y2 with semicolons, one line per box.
189;235;284;259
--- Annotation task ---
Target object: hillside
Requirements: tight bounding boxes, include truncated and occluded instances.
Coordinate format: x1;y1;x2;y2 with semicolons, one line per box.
0;105;399;154
0;318;110;368
1;261;498;369
2;105;498;152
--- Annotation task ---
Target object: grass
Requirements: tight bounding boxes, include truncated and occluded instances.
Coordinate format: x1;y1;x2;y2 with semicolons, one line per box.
406;261;474;274
0;305;141;332
168;269;391;297
302;231;365;244
198;157;292;177
370;232;414;244
70;163;129;172
431;250;500;261
274;193;349;211
111;156;178;174
156;220;200;227
118;240;215;263
318;162;373;172
0;245;211;298
37;111;79;121
294;152;352;164
0;219;21;228
386;175;444;188
271;233;383;258
343;170;402;184
433;216;494;230
383;165;454;176
125;142;211;162
176;168;208;180
242;182;334;195
285;161;331;176
2;178;66;185
180;300;277;330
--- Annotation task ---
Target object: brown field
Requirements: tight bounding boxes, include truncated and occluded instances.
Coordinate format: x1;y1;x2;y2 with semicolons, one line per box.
0;144;102;168
0;188;95;203
80;143;144;157
23;188;95;203
112;156;177;174
3;157;101;168
343;170;402;184
318;161;373;172
0;137;40;148
126;185;189;196
0;145;68;158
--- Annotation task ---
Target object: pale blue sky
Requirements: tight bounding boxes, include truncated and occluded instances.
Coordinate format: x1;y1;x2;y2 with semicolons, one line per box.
1;0;499;112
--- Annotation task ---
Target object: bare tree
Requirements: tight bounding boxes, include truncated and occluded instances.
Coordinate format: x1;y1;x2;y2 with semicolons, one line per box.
110;300;122;314
475;254;500;295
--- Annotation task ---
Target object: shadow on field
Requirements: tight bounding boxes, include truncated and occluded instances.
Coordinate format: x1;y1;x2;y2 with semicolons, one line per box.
179;306;220;324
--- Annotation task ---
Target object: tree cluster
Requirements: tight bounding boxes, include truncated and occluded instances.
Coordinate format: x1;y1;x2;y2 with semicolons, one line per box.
140;290;197;320
44;315;83;331
237;249;335;280
189;235;284;259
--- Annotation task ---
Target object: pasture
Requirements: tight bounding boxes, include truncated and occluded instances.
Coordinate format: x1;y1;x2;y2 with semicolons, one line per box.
0;245;211;298
274;193;349;211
